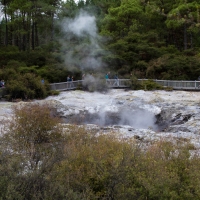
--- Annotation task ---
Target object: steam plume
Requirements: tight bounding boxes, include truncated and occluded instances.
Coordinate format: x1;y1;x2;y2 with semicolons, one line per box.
60;10;106;71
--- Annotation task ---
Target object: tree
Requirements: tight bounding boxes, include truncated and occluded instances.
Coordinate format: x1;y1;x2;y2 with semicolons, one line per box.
0;0;12;46
0;0;62;51
166;1;200;50
101;0;160;75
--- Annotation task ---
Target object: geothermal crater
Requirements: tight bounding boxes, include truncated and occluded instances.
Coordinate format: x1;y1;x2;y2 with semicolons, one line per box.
62;109;159;130
1;89;200;147
47;89;197;134
60;107;193;132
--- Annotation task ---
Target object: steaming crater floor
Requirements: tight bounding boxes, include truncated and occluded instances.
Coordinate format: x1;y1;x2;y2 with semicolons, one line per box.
1;89;200;148
44;89;200;148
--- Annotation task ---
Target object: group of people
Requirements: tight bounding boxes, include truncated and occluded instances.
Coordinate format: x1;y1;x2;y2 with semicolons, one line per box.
105;72;119;86
67;75;74;87
0;80;5;87
65;73;119;87
67;75;74;82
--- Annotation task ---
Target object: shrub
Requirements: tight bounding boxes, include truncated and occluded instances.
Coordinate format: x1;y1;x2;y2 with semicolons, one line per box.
6;73;50;100
140;79;164;90
164;86;173;91
0;68;19;82
130;78;164;90
48;90;60;96
0;103;63;199
130;74;142;90
6;60;27;69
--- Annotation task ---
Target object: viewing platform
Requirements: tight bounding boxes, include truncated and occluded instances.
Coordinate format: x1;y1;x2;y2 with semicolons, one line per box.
49;79;200;91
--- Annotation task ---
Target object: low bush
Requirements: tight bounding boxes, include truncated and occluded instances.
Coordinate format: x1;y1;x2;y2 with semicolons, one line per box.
0;103;63;199
130;78;165;90
139;79;164;90
48;90;60;96
130;74;142;90
5;73;50;100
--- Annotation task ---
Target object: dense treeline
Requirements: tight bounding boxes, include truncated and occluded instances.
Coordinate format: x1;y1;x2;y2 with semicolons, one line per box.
1;103;200;199
0;0;200;98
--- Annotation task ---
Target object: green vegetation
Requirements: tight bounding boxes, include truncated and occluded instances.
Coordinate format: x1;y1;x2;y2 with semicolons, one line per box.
129;75;173;91
1;103;200;199
5;73;50;100
0;0;200;99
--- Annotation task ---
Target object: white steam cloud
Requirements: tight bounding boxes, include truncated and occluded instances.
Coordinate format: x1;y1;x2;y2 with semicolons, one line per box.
119;109;158;130
84;107;158;131
66;13;97;39
60;10;106;71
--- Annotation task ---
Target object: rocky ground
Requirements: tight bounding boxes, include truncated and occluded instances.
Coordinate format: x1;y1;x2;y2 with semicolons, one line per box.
1;89;200;148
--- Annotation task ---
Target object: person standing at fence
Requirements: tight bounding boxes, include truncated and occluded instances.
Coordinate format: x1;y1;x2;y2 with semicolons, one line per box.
67;76;70;82
113;74;119;87
67;75;71;88
105;72;110;84
71;76;74;87
105;73;108;79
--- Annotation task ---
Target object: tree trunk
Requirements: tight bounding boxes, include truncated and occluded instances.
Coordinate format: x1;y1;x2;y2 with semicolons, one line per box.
32;21;35;50
184;23;187;50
